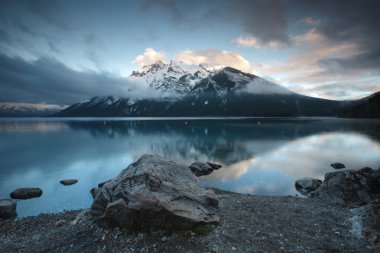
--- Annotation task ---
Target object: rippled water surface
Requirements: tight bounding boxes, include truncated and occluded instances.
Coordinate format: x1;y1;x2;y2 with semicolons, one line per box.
1;117;380;217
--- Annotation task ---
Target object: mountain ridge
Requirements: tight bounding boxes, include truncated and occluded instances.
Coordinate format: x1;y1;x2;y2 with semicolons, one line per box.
56;62;345;117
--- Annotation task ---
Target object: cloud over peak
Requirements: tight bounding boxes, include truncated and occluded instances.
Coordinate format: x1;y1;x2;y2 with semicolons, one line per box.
132;48;167;67
175;49;252;72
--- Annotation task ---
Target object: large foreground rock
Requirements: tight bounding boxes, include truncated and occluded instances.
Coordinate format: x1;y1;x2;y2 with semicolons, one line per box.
10;188;42;199
91;154;219;230
312;167;380;206
0;199;17;219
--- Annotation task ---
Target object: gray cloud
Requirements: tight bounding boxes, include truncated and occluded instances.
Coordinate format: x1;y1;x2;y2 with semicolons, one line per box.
297;0;380;73
47;41;61;54
0;53;174;105
0;54;137;105
24;0;71;31
291;80;380;100
141;0;290;46
227;0;290;46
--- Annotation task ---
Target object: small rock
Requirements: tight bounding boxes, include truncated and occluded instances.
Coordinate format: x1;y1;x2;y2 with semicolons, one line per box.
295;178;322;196
10;188;42;199
60;179;78;186
189;162;222;177
161;236;167;242
0;199;17;219
55;220;66;227
232;246;237;251
331;163;345;169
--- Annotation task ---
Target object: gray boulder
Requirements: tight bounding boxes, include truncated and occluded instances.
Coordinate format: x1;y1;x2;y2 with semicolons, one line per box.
189;162;222;177
0;199;17;219
295;178;322;196
10;188;42;199
91;154;219;230
312;167;380;206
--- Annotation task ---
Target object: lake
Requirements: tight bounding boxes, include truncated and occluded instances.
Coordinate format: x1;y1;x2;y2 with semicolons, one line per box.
1;117;380;218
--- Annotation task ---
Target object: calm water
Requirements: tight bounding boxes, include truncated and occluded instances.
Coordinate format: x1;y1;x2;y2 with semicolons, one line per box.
1;117;380;217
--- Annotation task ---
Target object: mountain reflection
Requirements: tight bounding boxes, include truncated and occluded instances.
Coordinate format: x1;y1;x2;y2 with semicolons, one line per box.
0;118;379;217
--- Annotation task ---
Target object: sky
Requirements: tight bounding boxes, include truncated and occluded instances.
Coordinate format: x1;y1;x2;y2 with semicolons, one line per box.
0;0;380;105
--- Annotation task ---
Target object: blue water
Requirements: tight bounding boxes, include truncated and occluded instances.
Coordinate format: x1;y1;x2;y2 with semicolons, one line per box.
1;117;380;217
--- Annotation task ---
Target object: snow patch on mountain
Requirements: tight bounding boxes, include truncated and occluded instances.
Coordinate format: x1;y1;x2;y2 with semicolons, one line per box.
129;60;221;94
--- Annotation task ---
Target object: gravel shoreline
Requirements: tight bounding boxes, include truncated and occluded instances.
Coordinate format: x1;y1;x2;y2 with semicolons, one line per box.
0;189;377;253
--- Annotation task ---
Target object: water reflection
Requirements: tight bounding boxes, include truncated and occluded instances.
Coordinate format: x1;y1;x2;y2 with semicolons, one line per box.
0;118;379;217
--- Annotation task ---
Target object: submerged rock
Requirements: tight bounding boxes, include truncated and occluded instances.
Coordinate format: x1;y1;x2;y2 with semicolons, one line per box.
10;188;42;199
330;162;346;169
60;179;78;186
189;162;222;177
91;154;219;230
295;178;322;196
0;199;17;219
313;167;380;206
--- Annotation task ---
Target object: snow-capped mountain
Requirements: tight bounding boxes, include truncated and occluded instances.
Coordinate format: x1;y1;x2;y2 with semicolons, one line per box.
128;60;292;97
0;103;66;117
54;61;379;118
129;60;221;94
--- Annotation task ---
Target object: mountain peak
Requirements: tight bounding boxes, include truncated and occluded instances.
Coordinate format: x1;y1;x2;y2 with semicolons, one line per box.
129;60;220;94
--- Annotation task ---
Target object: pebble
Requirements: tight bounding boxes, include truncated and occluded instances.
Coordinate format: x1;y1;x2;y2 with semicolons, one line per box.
55;220;66;227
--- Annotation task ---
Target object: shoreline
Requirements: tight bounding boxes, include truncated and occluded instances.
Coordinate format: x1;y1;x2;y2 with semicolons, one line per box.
0;189;377;253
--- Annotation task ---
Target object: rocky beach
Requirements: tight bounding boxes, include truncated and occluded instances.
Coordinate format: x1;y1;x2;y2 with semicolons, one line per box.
1;155;379;252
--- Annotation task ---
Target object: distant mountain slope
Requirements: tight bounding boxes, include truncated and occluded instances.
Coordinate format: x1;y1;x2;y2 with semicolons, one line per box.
0;103;66;117
340;92;380;118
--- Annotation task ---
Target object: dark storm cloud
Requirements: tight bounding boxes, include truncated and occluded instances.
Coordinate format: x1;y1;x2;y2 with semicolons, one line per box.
0;0;71;31
141;0;290;46
227;0;290;46
0;53;130;105
83;33;103;47
47;41;61;54
23;0;71;31
297;0;380;73
0;0;72;59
